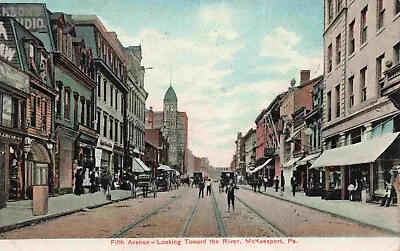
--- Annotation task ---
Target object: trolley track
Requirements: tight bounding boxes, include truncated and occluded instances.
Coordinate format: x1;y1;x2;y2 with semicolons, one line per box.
110;194;182;238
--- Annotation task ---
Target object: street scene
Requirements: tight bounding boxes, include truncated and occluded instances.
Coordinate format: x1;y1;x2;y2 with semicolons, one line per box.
0;0;399;249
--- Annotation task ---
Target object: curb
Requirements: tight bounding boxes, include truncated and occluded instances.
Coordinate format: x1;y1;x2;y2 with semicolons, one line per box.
240;186;400;236
0;194;136;234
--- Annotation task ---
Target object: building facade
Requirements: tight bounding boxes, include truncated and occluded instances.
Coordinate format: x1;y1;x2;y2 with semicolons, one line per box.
124;45;147;175
315;0;400;201
243;128;256;173
72;15;128;184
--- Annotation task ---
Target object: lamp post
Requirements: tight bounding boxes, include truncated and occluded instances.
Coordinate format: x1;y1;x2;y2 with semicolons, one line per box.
23;137;32;199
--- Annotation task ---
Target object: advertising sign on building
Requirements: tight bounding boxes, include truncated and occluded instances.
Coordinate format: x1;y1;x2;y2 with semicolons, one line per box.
0;4;47;32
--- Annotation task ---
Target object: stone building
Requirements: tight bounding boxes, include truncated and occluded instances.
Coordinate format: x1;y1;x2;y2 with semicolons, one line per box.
313;0;400;202
72;15;128;183
124;45;148;173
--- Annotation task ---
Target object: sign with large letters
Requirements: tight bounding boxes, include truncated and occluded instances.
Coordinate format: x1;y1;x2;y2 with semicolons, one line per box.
0;4;47;32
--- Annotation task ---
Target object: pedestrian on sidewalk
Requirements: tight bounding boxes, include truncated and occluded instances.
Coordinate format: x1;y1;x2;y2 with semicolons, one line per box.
263;176;268;192
226;180;239;213
74;167;84;196
274;176;279;192
291;176;297;197
90;170;97;193
206;178;212;196
281;176;285;192
101;170;111;196
198;178;205;198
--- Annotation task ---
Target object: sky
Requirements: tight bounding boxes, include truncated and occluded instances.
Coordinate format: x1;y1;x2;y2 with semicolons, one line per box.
9;0;324;167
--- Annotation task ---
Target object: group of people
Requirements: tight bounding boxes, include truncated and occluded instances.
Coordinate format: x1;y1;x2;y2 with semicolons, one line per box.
251;175;298;197
73;168;112;196
198;178;212;198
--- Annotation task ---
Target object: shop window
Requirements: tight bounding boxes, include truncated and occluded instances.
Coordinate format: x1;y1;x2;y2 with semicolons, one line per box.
329;169;341;190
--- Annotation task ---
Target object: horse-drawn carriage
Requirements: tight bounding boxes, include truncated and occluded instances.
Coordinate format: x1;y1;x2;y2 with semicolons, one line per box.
193;171;203;188
219;171;235;192
156;165;178;191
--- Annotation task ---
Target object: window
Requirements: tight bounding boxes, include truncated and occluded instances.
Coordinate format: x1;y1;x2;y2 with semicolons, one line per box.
97;110;101;133
110;85;114;107
349;20;355;55
12;98;19;129
97;75;101;98
64;88;71;119
0;95;18;128
86;101;91;127
396;0;400;15
121;95;124;113
336;34;341;65
80;98;85;124
335;85;340;117
30;96;36;127
377;0;385;30
328;44;333;72
337;0;342;12
103;80;107;102
328;0;333;23
109;117;113;140
73;93;78;124
56;83;62;117
376;54;385;90
395;42;400;64
103;113;108;137
115;120;118;142
115;90;118;111
327;91;332;122
361;6;368;45
41;99;47;131
360;67;367;102
120;123;123;145
348;76;354;108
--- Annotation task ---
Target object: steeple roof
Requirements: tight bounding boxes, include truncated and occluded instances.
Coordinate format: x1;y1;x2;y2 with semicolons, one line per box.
164;85;178;101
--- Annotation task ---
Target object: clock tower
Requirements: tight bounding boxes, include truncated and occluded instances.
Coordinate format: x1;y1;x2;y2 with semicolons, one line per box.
163;84;179;168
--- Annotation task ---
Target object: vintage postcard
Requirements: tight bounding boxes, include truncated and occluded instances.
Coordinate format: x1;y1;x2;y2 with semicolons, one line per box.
0;1;399;250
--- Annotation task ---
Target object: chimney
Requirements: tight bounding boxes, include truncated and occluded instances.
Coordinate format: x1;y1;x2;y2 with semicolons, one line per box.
300;70;311;85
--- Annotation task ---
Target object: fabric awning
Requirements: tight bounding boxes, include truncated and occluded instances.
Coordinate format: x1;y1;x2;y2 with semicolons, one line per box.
297;153;321;166
134;158;151;172
282;156;301;168
248;158;272;174
311;132;399;168
285;127;303;143
158;165;173;171
132;158;145;173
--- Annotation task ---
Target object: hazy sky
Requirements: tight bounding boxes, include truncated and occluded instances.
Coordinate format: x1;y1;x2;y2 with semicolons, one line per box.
9;0;324;167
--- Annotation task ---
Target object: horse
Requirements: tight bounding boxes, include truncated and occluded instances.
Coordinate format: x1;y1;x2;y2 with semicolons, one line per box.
181;176;190;186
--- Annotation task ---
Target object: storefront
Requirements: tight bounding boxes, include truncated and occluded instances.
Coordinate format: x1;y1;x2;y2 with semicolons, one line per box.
96;138;114;177
75;128;97;187
0;133;24;207
312;132;399;201
54;127;79;193
113;147;124;185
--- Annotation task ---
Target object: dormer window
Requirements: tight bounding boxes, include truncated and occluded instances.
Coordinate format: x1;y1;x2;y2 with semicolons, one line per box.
27;43;37;74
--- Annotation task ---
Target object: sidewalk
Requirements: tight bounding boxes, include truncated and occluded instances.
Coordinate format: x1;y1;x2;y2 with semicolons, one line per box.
241;185;400;235
0;189;135;233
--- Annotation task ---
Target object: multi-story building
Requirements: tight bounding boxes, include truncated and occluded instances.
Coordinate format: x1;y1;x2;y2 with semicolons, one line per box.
313;0;400;202
124;45;147;172
145;128;169;177
0;20;33;206
255;110;267;169
243;128;256;173
302;78;324;196
280;71;318;188
0;4;98;194
234;132;245;175
179;112;188;175
72;15;128;183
